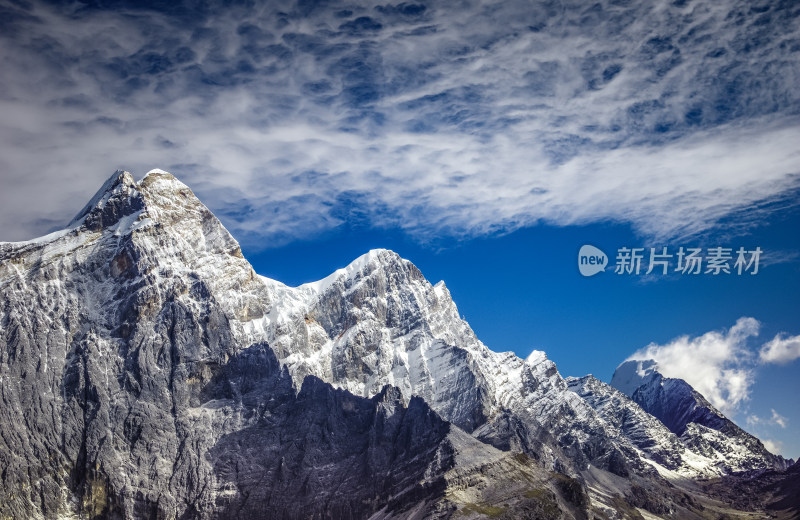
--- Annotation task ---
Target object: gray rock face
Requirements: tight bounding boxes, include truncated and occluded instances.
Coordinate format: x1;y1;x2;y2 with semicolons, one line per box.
567;375;685;471
204;346;456;520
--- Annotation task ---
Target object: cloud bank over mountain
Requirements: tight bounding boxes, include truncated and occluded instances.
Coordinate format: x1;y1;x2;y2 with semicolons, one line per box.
627;317;799;421
627;317;759;414
1;0;799;245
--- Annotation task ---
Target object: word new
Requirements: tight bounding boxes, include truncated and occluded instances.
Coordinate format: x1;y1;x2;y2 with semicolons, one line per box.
578;245;608;277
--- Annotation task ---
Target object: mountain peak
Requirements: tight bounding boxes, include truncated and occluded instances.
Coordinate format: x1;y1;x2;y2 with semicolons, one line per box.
139;168;188;195
524;349;549;366
2;169;243;269
298;248;419;295
68;169;141;229
609;359;789;471
610;359;660;397
359;248;404;267
144;167;171;177
66;168;210;233
611;359;731;434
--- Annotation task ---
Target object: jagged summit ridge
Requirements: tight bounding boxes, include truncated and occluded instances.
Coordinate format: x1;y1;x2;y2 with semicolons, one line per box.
247;244;668;480
0;168;634;519
37;168;782;479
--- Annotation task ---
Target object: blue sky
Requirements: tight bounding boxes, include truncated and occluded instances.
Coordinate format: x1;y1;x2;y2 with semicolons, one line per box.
0;0;798;458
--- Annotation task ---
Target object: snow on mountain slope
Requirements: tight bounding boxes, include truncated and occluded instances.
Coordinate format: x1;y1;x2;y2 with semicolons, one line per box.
1;169;629;478
225;208;786;481
567;375;686;471
612;360;789;473
3;170;594;519
227;248;663;478
246;249;501;431
2;168;788;519
566;374;775;479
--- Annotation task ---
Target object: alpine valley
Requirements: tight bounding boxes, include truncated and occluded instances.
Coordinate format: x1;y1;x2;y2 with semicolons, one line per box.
0;170;797;520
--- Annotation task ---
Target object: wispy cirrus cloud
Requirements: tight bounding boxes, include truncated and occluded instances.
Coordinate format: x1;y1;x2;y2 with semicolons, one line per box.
0;0;799;246
746;409;789;455
747;409;788;429
772;409;788;429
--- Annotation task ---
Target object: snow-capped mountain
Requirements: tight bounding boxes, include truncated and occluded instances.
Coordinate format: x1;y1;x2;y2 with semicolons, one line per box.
0;170;794;519
612;360;789;474
241;247;657;480
567;376;686;471
0;170;590;519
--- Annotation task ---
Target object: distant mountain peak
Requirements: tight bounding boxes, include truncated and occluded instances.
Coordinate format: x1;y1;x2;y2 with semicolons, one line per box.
612;359;729;435
297;247;425;297
610;359;660;397
610;359;789;472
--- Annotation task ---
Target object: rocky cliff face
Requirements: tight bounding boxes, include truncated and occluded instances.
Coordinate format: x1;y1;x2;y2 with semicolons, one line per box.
0;170;561;519
567;375;686;471
0;169;794;519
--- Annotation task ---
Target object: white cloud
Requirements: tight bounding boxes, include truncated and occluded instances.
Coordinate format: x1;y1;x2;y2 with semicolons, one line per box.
746;409;788;429
759;333;800;364
771;409;788;429
627;317;760;414
761;438;783;456
0;1;799;246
